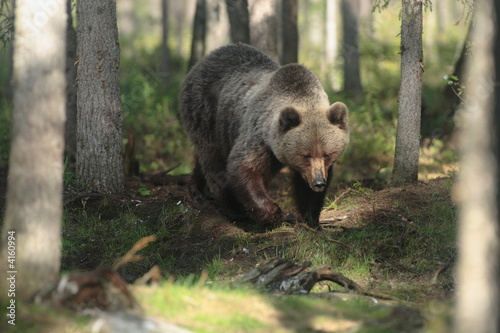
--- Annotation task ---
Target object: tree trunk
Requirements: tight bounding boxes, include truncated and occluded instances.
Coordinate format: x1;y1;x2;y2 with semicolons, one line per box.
172;0;193;57
438;21;472;131
76;0;124;193
341;0;363;97
188;0;207;70
65;0;77;162
454;0;499;332
281;0;298;64
391;0;423;186
225;0;250;44
161;0;170;87
324;0;338;90
205;0;230;53
248;0;279;63
0;0;66;299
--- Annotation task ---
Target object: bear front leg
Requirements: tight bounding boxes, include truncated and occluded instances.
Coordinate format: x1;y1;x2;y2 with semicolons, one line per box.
190;156;208;199
229;165;284;226
292;166;333;228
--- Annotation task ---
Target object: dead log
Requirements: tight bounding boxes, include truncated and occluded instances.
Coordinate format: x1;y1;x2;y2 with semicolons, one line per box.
237;258;397;301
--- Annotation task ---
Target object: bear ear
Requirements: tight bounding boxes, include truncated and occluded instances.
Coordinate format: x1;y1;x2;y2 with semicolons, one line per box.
279;107;301;133
327;102;349;130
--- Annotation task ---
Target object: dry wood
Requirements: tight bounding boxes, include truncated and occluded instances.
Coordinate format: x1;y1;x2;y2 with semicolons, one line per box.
237;258;397;301
113;236;158;270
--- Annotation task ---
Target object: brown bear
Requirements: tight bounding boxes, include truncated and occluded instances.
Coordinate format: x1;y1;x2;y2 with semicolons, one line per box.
180;44;349;228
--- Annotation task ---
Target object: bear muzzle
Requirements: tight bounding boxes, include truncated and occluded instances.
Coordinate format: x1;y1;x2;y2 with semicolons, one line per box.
311;173;327;192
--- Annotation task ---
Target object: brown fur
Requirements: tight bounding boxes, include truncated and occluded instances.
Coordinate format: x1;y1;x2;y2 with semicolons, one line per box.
180;44;349;228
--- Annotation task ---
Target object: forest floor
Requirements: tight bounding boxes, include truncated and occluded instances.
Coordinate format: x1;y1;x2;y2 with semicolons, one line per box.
0;163;457;332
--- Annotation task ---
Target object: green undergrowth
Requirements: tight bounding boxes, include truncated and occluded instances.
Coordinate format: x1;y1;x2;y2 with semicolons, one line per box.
62;178;456;303
6;177;456;332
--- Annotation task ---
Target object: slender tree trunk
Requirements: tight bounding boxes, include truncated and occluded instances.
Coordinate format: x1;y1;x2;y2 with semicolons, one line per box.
391;0;423;186
225;0;250;44
454;0;499;332
341;0;363;97
0;0;66;299
65;0;77;162
173;0;192;57
281;0;298;64
161;0;170;87
324;0;338;90
188;0;207;69
76;0;124;193
248;0;279;62
206;0;230;52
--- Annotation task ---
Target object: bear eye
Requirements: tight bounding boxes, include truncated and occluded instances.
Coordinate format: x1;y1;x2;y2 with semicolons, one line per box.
303;154;312;160
323;153;330;160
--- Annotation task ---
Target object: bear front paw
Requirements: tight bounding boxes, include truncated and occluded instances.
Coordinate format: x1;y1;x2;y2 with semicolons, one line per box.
254;202;284;227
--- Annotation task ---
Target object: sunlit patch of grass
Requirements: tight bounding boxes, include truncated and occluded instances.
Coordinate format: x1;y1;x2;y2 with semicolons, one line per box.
134;280;424;333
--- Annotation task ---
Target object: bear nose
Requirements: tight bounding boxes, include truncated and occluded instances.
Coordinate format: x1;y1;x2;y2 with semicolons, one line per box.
313;178;326;190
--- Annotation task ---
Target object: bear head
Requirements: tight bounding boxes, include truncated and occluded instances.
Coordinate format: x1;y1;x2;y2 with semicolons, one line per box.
271;101;349;192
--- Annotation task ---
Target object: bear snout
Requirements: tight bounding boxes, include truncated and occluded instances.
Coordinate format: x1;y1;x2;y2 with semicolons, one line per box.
311;174;327;192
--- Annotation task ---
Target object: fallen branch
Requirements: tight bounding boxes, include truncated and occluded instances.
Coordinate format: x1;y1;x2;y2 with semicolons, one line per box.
113;235;158;270
332;188;353;205
237;258;398;301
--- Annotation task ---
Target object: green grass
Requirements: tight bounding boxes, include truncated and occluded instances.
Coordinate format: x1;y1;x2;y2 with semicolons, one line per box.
134;280;424;333
62;198;193;277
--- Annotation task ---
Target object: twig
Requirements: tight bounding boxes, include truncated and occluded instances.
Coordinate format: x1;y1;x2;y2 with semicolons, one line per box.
113;235;157;270
319;216;348;223
332;188;352;205
135;265;162;285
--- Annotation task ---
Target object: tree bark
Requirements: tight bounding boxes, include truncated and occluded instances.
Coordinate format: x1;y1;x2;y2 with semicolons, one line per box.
76;0;124;193
0;0;66;299
454;0;499;332
281;0;298;64
188;0;207;70
225;0;250;44
248;0;279;63
391;0;423;186
341;0;363;97
65;0;77;162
